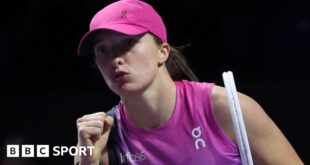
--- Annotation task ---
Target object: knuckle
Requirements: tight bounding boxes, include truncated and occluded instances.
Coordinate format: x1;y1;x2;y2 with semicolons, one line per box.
98;112;106;118
78;127;92;138
99;120;104;125
78;125;85;131
76;117;83;124
78;127;85;135
76;122;83;128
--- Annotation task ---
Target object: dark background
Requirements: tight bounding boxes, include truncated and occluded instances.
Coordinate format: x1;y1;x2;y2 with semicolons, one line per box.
1;0;309;164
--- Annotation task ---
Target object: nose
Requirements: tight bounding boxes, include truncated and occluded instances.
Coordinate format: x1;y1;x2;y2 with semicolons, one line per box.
112;57;124;67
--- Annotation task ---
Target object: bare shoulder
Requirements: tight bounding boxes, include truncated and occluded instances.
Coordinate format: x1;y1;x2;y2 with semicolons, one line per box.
210;85;264;144
211;85;303;165
211;85;262;113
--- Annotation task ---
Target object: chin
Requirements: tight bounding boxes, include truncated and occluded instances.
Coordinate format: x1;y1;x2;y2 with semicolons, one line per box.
116;83;145;95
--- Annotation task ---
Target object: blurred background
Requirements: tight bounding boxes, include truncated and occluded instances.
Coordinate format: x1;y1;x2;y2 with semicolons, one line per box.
1;0;309;164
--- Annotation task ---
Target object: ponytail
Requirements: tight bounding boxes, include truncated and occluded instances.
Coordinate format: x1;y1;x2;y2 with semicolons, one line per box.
166;47;199;81
152;35;199;81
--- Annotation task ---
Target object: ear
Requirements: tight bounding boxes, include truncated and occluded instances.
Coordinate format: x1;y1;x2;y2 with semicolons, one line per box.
158;43;170;65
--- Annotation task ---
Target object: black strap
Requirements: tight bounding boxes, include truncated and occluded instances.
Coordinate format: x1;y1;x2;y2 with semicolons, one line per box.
106;106;122;165
75;162;103;165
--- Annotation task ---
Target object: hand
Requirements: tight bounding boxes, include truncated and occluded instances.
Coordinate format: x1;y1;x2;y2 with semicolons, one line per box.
76;112;114;165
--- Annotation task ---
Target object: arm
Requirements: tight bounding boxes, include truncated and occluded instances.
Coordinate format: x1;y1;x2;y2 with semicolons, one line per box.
211;85;303;165
73;144;109;165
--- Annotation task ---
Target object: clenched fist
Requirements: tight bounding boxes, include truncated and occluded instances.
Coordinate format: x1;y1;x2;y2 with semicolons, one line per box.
76;112;113;165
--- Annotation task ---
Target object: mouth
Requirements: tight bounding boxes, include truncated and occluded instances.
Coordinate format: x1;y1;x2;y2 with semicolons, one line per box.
113;71;129;81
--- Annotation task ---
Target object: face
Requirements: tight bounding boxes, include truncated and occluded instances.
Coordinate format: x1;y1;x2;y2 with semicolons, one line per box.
93;31;167;96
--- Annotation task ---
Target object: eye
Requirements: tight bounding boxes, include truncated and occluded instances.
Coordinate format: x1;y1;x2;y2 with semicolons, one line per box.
114;38;138;55
95;47;107;56
93;46;111;64
122;38;137;48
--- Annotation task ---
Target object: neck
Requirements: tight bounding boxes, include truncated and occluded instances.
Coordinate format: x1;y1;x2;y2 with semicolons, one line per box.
121;73;176;129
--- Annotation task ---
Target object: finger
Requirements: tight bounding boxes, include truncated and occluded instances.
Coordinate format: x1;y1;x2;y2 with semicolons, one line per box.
84;112;105;118
78;126;102;139
89;112;107;116
104;116;114;127
77;115;105;124
77;120;104;131
95;116;114;149
81;112;106;119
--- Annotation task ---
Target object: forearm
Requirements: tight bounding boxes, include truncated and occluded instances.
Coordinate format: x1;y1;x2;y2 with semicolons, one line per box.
73;143;100;165
74;158;102;165
73;145;109;165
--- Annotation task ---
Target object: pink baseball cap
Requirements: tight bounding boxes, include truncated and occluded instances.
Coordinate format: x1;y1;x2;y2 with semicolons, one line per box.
78;0;167;56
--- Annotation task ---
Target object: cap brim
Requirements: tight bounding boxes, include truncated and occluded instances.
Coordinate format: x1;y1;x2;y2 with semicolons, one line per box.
77;23;148;56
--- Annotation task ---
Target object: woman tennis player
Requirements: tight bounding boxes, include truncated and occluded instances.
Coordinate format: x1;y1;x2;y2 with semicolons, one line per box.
74;0;303;164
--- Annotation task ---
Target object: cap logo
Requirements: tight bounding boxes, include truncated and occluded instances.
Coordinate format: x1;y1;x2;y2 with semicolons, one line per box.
121;11;127;19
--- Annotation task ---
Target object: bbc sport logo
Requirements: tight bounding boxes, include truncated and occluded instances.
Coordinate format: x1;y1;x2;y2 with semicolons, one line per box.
6;145;95;158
